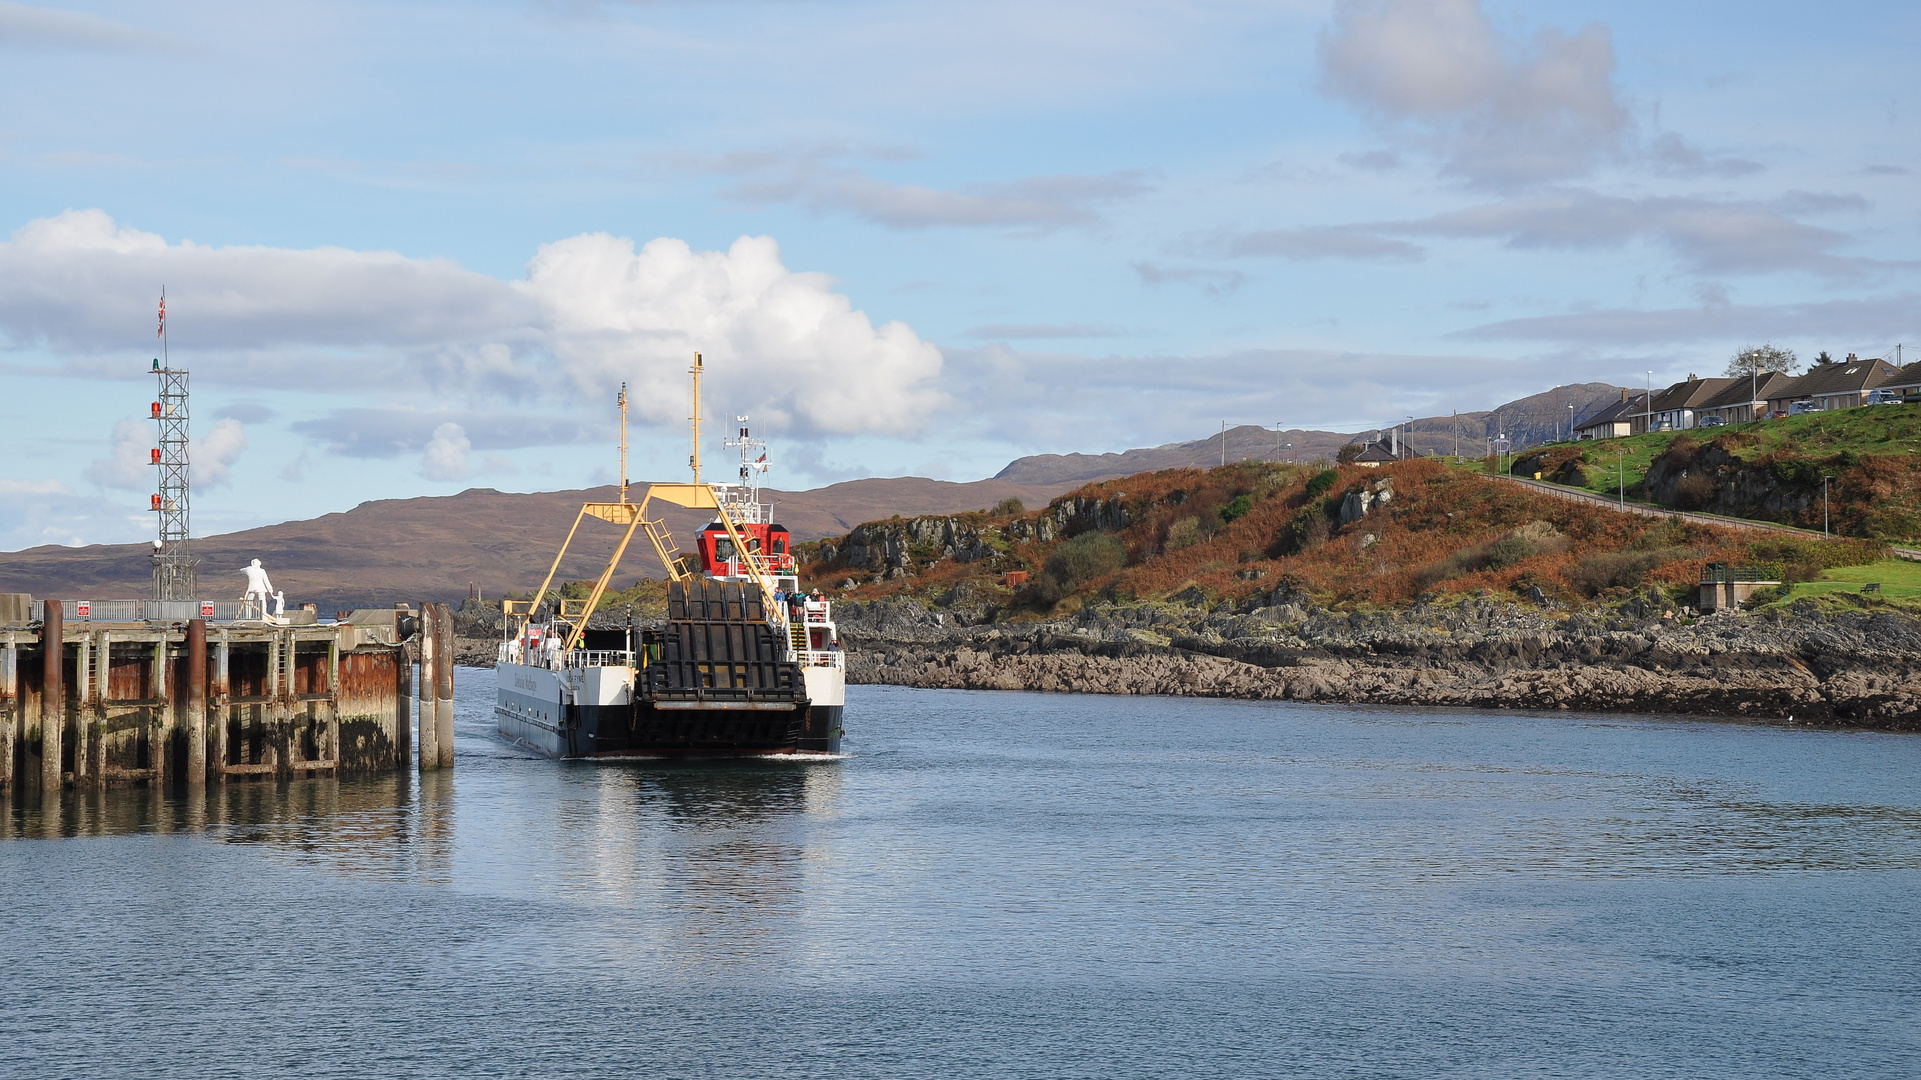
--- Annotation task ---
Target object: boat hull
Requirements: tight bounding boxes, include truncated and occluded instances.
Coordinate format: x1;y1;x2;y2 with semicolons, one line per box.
494;659;840;759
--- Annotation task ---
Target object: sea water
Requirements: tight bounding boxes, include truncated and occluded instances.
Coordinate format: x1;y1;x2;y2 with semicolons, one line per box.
2;675;1917;1078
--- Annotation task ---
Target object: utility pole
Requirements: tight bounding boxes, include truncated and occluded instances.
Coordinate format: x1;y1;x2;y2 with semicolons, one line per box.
1220;420;1227;468
1823;474;1834;538
1617;448;1625;509
1645;370;1654;434
689;351;703;483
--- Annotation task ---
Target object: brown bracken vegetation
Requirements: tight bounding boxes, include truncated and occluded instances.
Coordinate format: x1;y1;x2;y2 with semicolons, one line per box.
796;459;1887;616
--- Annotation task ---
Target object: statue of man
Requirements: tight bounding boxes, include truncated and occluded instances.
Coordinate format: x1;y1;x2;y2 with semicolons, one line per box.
242;559;274;617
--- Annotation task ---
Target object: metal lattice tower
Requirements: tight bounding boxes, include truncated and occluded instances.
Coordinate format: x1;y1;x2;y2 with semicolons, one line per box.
152;355;197;600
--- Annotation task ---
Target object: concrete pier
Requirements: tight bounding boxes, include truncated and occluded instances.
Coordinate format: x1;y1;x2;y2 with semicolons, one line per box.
434;602;455;768
186;618;207;787
41;598;61;793
0;598;421;789
417;605;438;772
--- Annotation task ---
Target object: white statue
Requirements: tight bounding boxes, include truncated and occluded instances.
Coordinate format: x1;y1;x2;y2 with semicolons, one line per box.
273;590;286;617
242;559;274;618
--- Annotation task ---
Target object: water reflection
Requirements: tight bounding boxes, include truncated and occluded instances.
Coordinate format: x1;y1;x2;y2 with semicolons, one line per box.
0;769;460;883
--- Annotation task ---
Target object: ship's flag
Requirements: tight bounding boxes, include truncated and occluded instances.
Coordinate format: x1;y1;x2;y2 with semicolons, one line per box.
157;292;166;338
756;453;766;463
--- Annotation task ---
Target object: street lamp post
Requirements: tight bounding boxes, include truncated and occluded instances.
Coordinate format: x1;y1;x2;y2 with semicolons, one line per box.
1618;448;1626;509
1823;474;1834;538
1645;370;1654;434
1565;403;1574;442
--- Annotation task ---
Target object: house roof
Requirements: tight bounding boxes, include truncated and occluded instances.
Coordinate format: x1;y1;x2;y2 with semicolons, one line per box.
1576;392;1648;430
1772;358;1901;400
1697;371;1796;411
1875;360;1921;392
1651;376;1740;413
1351;442;1404;463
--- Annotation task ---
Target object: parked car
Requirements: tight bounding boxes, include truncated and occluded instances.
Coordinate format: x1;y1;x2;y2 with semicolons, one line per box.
1788;400;1823;415
1767;410;1789;419
1700;415;1726;427
1867;388;1906;405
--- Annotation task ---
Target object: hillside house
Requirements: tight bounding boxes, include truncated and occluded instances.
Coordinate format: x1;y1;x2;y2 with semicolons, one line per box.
1695;372;1796;425
1873;360;1921;401
1649;375;1739;431
1574;390;1649;440
1766;355;1902;414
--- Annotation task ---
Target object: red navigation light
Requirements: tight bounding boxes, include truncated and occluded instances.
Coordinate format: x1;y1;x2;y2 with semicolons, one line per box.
151;402;161;417
150;494;162;510
150;448;161;464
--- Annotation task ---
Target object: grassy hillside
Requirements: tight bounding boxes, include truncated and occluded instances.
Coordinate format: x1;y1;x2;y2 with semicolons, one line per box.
1509;403;1921;542
795;459;1887;617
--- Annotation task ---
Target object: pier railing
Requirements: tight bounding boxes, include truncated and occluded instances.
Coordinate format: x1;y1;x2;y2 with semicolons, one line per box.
34;599;258;624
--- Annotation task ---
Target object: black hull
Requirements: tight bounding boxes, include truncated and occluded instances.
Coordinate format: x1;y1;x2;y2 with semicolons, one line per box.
531;698;841;759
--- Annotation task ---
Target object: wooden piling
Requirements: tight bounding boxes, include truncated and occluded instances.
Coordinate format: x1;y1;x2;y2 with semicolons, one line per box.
434;603;455;768
73;631;90;785
88;632;107;786
2;633;16;789
186;619;207;787
41;599;62;792
151;635;169;785
417;607;437;772
213;632;230;779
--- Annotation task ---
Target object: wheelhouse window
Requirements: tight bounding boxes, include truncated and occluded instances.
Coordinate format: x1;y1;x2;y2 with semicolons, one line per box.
714;537;736;562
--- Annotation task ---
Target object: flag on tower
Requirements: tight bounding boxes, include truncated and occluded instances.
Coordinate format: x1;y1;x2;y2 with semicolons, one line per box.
157;291;166;338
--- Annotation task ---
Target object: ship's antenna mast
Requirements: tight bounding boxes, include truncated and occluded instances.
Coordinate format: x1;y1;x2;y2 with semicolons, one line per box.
151;287;197;600
616;382;629;505
689;351;703;484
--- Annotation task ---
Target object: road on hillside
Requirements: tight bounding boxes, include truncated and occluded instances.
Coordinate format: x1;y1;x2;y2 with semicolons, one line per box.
1489;474;1921;563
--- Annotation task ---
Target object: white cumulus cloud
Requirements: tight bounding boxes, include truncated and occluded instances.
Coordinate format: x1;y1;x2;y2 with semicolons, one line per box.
420;422;471;482
0;211;945;442
85;417;151;490
191;417;247;488
518;233;945;436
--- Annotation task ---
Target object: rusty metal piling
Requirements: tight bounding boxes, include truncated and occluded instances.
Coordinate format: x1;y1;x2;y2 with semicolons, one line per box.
41;599;62;793
186;619;207;786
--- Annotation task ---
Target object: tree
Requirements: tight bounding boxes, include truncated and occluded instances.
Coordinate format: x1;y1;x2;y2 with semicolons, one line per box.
1335;443;1364;465
1724;344;1801;379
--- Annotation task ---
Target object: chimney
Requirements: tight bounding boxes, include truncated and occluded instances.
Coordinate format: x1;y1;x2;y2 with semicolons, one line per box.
1621;388;1629;402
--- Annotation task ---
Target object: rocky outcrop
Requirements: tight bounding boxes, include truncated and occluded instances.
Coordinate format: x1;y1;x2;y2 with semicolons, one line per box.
1643;441;1822;520
1337;476;1393;526
841;590;1921;729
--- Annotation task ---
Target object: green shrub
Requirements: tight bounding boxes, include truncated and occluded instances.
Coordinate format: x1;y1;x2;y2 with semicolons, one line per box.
1044;532;1127;587
1482;535;1538;571
992;496;1025;516
1303;469;1339;500
1220;494;1254;523
1567;547;1690;596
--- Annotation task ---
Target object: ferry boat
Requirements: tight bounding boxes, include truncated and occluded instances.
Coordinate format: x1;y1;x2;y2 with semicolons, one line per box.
494;356;845;758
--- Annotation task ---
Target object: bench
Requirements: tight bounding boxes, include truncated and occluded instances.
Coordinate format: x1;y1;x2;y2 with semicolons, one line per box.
1862;583;1881;594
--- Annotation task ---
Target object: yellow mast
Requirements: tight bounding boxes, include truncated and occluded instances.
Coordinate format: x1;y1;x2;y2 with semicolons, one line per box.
616;381;629;505
688;351;703;484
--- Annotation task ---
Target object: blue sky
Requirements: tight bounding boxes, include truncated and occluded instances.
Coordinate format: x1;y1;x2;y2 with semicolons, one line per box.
2;0;1917;549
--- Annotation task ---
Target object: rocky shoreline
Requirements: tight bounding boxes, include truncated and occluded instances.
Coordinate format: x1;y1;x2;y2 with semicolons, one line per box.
832;591;1921;730
443;591;1921;730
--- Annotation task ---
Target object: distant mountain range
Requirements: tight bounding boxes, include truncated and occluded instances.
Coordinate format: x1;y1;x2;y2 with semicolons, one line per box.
0;475;1070;611
1;382;1625;610
994;382;1627;486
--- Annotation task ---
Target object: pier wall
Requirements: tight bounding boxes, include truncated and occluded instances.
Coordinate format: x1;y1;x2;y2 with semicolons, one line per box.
0;599;427;791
